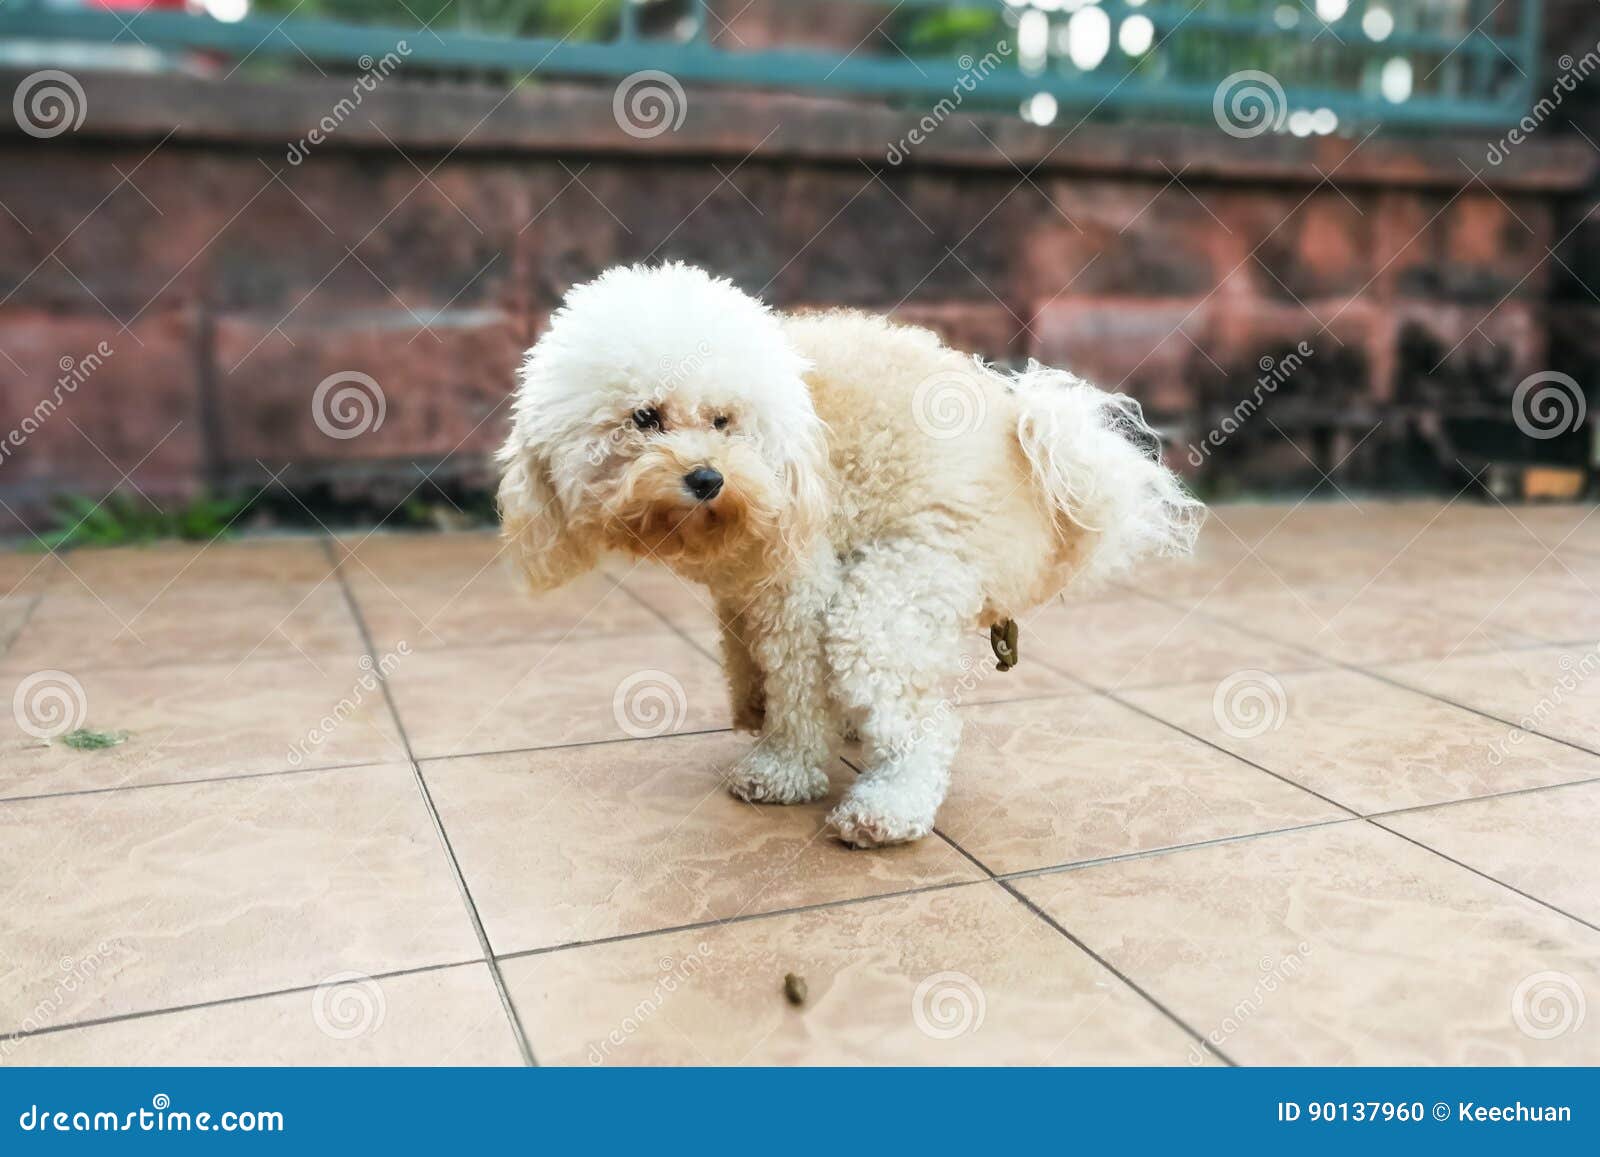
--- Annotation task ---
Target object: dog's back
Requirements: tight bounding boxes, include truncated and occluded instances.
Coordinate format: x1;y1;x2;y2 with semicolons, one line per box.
781;309;1200;621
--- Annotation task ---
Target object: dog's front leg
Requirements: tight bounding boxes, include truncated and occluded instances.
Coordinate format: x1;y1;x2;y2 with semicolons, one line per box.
823;540;979;847
723;552;838;805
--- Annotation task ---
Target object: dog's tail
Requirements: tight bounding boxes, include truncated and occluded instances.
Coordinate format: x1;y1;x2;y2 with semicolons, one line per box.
1009;362;1204;590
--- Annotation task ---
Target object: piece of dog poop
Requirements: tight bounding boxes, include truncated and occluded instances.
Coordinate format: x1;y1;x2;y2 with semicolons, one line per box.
783;972;808;1006
990;619;1019;671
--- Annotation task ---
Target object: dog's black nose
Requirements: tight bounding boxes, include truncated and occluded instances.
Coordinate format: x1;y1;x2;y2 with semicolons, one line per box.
683;466;723;501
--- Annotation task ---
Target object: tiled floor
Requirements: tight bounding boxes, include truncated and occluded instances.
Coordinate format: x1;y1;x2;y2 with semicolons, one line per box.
2;501;1598;1066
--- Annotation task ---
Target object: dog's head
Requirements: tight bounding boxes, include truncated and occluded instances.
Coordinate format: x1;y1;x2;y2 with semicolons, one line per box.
497;262;828;590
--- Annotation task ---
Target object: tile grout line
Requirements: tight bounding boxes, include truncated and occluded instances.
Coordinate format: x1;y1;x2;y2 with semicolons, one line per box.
0;756;401;807
322;538;538;1067
1031;613;1600;936
0;957;487;1046
910;807;1241;1065
494;879;988;963
1366;817;1600;935
1127;585;1600;763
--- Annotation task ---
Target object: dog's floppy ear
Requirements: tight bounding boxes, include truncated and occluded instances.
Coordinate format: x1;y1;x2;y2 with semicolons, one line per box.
776;410;831;554
497;447;596;593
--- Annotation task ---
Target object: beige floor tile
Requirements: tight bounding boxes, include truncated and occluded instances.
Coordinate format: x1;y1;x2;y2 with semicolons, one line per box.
502;883;1207;1065
48;539;334;598
1127;669;1599;814
351;567;664;654
0;652;408;800
1422;554;1600;645
1;964;520;1066
0;595;38;659
943;697;1344;875
426;733;980;954
1186;582;1535;665
331;530;502;587
388;633;730;759
1015;823;1600;1064
1381;645;1600;755
611;563;721;632
5;585;366;670
0;765;482;1031
1379;782;1600;925
8;538;364;669
1026;596;1320;691
0;551;60;598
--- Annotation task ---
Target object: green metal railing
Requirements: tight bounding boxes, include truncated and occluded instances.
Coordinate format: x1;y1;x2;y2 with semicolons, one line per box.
0;0;1544;130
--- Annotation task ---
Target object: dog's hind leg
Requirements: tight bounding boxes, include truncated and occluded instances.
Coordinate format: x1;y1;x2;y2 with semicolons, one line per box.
823;539;980;847
723;547;840;805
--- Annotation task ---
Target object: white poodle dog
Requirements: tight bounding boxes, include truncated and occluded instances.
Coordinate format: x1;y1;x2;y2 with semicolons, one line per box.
497;262;1201;847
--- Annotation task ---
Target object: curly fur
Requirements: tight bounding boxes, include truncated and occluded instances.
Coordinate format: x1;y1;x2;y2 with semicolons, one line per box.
498;262;1203;847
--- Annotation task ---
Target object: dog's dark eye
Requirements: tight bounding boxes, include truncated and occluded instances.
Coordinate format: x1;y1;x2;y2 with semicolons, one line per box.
712;415;729;430
633;407;663;432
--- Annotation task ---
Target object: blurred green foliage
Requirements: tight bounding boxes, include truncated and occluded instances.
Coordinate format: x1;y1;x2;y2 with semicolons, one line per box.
33;491;247;551
251;0;625;39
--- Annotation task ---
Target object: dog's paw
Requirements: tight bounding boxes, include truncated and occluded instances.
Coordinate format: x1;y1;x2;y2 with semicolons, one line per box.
827;783;936;848
726;749;829;805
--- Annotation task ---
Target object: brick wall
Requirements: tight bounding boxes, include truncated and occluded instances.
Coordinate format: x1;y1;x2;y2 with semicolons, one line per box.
0;68;1592;529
